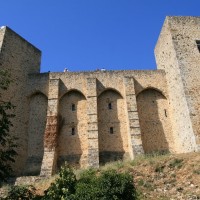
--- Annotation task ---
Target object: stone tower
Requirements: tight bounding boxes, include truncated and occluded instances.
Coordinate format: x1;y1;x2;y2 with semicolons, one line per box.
0;26;41;175
155;16;200;153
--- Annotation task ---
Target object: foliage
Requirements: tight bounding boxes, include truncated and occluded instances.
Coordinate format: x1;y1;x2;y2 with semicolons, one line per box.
41;165;137;200
4;185;36;200
0;70;17;182
75;169;137;200
98;169;137;200
43;164;77;200
74;169;99;200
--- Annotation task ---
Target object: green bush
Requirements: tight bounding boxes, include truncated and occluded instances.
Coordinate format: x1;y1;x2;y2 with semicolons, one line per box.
75;169;137;200
98;170;137;200
43;165;77;200
3;165;137;200
74;169;100;200
4;185;36;200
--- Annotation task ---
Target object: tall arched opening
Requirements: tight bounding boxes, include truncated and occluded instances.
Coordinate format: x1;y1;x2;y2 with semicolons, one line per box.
58;90;87;168
97;89;129;164
136;88;172;153
25;92;48;175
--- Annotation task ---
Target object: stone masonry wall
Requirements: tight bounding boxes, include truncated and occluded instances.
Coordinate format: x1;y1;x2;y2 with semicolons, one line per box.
98;89;129;163
137;88;174;153
155;16;198;153
1;17;200;176
25;70;170;173
0;26;41;175
23;93;48;175
58;90;88;168
167;17;200;151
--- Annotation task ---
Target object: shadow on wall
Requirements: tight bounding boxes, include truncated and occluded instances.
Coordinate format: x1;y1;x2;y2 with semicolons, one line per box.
136;88;170;153
97;88;126;164
23;92;48;176
58;90;87;169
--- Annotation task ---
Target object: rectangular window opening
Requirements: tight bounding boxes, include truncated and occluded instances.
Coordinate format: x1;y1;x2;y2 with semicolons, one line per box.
196;40;200;52
72;104;76;111
110;127;114;134
71;127;75;135
108;102;112;110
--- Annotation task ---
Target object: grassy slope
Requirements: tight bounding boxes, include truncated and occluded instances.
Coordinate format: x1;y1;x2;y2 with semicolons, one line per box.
35;152;200;199
1;152;200;199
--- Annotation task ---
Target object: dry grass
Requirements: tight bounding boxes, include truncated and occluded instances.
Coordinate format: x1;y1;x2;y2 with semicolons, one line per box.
2;152;199;200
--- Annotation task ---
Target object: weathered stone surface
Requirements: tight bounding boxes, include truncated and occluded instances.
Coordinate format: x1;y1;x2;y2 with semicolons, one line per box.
155;16;199;153
0;16;200;177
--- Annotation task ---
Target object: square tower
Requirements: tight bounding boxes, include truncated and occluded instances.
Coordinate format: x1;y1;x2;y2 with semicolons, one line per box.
155;16;200;152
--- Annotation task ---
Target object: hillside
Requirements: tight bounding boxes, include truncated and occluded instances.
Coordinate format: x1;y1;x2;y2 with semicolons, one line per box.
129;152;200;199
1;152;200;199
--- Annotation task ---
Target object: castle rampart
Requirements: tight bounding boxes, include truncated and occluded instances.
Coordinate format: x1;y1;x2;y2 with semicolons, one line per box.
0;16;199;176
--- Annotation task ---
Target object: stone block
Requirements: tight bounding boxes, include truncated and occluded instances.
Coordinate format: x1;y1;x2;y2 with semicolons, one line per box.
129;119;140;128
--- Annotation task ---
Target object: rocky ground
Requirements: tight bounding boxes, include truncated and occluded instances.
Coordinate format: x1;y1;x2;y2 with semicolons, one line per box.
129;152;200;199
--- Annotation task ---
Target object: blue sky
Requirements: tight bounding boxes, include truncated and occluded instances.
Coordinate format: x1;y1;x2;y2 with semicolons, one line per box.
1;1;200;72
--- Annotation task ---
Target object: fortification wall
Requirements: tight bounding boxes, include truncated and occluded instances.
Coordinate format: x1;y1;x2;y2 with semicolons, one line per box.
155;16;199;152
0;27;41;175
25;70;173;174
1;16;199;176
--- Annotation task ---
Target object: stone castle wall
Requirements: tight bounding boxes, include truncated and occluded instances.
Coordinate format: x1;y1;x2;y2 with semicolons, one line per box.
155;16;199;152
0;26;41;175
0;16;200;177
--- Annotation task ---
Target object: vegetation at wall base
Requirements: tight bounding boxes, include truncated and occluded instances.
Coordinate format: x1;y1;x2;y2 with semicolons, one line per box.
3;185;36;200
43;165;77;200
43;164;136;200
0;70;17;183
0;152;199;199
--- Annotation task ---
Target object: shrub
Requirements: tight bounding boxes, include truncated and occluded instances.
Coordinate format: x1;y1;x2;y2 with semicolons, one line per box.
0;70;18;182
4;185;36;200
43;164;76;200
75;169;137;200
74;169;99;200
98;170;137;200
41;166;137;200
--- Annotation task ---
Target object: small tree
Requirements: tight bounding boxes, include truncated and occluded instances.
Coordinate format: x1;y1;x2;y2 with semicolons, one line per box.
43;164;77;200
0;70;17;182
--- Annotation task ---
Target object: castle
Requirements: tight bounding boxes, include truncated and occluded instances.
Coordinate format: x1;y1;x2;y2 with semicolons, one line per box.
0;16;200;177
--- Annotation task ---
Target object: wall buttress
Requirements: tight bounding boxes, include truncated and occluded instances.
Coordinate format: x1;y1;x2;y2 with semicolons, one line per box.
124;77;144;158
86;78;99;168
40;78;60;176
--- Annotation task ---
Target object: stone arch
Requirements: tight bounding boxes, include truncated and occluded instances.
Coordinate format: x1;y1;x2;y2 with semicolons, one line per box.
97;89;129;164
24;92;48;175
136;88;172;153
58;90;87;168
59;89;86;101
136;87;166;98
98;88;124;99
27;90;48;99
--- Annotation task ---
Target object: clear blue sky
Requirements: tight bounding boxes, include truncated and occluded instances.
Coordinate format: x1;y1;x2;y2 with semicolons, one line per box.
1;0;200;72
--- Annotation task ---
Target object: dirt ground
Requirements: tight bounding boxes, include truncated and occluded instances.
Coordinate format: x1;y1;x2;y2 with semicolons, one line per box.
130;152;200;200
